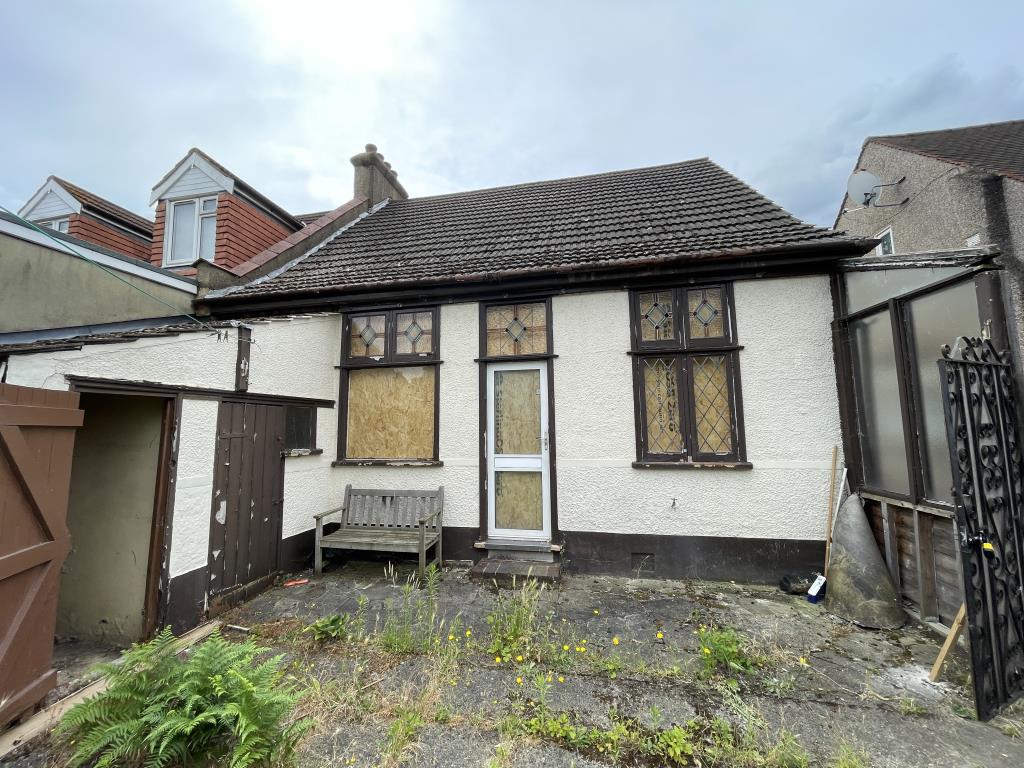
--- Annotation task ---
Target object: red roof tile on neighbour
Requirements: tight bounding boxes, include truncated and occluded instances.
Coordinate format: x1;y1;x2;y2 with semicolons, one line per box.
225;157;860;298
871;119;1024;182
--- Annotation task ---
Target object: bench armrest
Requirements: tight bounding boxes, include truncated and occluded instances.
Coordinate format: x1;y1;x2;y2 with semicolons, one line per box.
418;507;443;525
314;506;345;522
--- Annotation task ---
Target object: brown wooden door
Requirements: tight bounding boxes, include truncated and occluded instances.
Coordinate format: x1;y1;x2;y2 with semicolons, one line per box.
207;402;285;612
0;383;83;726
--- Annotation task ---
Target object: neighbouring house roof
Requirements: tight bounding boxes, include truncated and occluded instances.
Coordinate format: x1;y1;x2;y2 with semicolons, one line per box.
19;176;154;238
151;148;303;230
296;210;331;225
0;319;229;356
870;119;1024;182
218;157;865;300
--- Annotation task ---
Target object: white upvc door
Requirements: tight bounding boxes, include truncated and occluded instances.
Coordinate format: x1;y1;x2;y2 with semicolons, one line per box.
486;360;551;541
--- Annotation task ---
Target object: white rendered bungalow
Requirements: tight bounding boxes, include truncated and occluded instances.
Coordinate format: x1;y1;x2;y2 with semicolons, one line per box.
0;146;874;636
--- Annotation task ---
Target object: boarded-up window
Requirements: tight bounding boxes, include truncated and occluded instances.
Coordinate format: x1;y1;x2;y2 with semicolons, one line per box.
340;308;440;461
346;367;436;459
630;285;743;463
485;302;548;356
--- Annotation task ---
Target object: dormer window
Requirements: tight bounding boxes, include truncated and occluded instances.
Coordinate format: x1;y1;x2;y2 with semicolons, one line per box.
165;196;217;266
44;218;69;234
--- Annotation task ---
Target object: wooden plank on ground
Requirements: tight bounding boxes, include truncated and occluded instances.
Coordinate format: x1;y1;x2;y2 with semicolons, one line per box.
929;604;967;682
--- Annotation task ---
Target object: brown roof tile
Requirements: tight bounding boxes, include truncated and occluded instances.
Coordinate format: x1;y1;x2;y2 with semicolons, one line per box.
871;119;1024;182
226;158;859;298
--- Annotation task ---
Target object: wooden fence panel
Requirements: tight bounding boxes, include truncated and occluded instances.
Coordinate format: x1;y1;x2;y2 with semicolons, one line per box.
0;383;82;727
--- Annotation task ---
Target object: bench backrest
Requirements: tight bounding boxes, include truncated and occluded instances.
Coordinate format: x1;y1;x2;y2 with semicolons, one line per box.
341;485;444;531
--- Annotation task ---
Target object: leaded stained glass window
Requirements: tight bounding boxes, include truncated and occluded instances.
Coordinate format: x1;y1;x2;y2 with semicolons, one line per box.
639;291;675;343
396;311;434;356
349;314;386;358
486;302;548;356
630;284;743;463
687;287;725;340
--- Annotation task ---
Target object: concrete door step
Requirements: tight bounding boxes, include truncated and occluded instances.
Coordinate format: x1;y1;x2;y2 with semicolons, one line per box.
469;558;561;585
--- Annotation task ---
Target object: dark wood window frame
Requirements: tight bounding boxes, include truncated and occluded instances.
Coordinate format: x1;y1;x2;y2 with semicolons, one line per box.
335;307;442;466
628;283;748;468
835;265;1004;509
283;404;320;455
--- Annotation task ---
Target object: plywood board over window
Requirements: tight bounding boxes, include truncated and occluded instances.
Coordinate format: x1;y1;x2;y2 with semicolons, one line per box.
337;307;440;463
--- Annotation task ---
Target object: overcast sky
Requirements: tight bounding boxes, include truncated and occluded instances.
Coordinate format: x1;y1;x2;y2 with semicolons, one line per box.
2;2;1022;227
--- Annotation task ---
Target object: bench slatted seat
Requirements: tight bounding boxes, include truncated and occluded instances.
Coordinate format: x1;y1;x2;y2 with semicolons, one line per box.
314;484;443;579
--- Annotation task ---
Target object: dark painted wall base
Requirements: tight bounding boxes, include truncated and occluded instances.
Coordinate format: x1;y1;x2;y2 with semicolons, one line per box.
559;531;824;583
164;565;207;634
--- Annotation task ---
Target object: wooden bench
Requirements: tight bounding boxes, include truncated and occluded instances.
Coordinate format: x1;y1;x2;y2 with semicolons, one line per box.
314;485;444;579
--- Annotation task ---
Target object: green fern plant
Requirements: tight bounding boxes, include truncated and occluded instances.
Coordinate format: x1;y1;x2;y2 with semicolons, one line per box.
56;628;310;768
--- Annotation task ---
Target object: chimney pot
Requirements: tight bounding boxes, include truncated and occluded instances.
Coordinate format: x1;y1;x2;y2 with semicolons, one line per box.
365;143;378;153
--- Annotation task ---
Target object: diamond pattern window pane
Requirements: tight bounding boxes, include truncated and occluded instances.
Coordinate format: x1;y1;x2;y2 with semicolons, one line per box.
486;303;548;356
692;355;733;454
642;358;682;454
349;314;386;357
639;291;675;342
687;288;725;339
396;311;434;356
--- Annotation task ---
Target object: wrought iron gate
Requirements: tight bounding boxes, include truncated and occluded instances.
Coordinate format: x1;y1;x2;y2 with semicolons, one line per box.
939;336;1024;720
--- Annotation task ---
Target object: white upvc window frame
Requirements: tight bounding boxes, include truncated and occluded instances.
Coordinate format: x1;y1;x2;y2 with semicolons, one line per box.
44;218;70;233
875;227;895;256
164;195;218;266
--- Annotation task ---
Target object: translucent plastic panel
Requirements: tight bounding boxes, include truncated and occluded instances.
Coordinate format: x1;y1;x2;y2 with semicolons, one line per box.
638;291;675;342
494;471;543;530
346;366;435;458
349;314;387;358
844;267;967;313
494;369;541;455
692;355;732;454
486;303;547;356
851;310;909;494
642;357;682;454
907;280;981;502
199;215;216;262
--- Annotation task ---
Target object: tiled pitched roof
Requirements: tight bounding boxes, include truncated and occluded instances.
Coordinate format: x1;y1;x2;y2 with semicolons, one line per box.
0;320;228;356
53;176;154;237
226;158;857;298
871;120;1024;182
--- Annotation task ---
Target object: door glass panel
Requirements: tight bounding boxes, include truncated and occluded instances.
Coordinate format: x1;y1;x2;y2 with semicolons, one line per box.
907;279;980;502
844;267;966;313
851;310;910;494
494;471;543;530
494;369;541;455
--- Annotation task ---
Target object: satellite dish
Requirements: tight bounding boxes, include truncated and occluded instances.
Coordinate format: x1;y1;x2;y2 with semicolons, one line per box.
847;170;881;206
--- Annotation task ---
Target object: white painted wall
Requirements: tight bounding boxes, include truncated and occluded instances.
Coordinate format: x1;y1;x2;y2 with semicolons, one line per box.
552;276;842;541
4;275;842;577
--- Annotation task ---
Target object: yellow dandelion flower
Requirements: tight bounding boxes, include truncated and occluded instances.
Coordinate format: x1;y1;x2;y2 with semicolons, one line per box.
448;634;455;641
495;656;503;664
558;675;565;683
612;637;620;645
465;629;472;637
580;647;587;653
593;609;600;615
582;639;587;645
799;657;809;667
656;631;664;640
516;676;523;686
702;647;711;655
516;655;523;662
563;644;570;651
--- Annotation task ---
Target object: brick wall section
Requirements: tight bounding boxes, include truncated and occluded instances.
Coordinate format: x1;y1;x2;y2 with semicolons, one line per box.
149;201;167;267
214;193;293;270
67;213;152;261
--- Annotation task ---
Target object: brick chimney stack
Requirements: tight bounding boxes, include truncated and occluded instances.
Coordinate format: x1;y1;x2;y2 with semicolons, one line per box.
351;144;408;206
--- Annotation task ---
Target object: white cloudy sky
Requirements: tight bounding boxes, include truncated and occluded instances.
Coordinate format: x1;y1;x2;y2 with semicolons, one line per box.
2;1;1022;226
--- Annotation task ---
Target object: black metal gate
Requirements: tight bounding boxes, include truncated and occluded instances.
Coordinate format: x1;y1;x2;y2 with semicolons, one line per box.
939;336;1024;720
